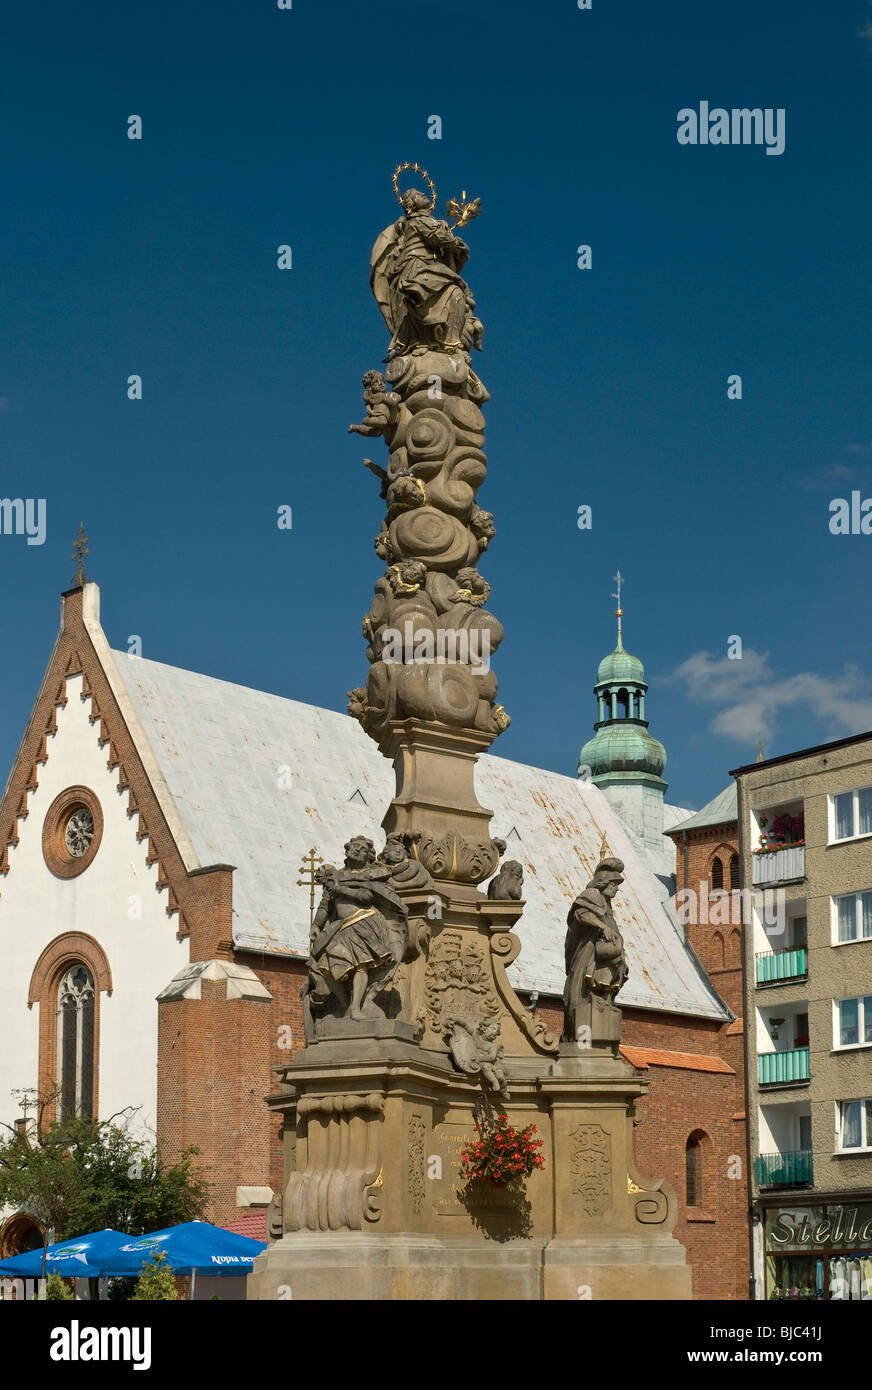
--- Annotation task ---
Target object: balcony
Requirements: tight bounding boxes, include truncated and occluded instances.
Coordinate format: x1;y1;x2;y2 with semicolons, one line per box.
756;948;808;986
755;1149;813;1189
751;846;805;887
759;1047;810;1086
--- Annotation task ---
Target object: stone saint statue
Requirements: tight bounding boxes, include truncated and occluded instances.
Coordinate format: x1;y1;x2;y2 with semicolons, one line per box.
306;835;409;1022
370;186;483;358
563;857;629;1049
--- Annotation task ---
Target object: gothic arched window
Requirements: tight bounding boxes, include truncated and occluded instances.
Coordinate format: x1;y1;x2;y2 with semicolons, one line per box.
686;1132;706;1208
729;853;740;891
711;856;724;892
57;964;95;1120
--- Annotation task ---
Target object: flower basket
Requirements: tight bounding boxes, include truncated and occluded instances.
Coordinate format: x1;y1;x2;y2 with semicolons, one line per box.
459;1112;545;1187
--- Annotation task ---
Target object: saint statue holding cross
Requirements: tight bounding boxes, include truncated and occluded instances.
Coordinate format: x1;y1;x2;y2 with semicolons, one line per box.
304;835;410;1023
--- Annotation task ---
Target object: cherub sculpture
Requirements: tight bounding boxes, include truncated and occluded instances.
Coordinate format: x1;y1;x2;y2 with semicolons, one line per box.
348;369;402;437
487;859;523;901
378;829;433;891
445;1015;509;1100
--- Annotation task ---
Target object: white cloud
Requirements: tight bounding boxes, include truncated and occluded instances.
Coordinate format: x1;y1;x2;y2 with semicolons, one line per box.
794;462;857;490
662;649;872;745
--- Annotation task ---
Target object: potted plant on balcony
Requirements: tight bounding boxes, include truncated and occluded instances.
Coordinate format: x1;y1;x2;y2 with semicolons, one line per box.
753;812;805;855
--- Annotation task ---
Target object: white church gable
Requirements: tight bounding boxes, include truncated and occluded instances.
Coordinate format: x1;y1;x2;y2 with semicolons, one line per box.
0;673;188;1136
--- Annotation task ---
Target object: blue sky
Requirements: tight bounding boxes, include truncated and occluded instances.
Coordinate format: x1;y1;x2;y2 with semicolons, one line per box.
2;0;872;810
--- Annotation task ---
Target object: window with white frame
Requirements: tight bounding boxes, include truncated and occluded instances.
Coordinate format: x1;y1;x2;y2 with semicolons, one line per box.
833;890;872;944
834;996;872;1048
830;786;872;843
837;1099;872;1151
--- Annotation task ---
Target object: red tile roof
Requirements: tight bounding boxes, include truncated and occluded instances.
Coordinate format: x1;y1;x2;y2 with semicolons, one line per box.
222;1211;267;1242
620;1045;735;1075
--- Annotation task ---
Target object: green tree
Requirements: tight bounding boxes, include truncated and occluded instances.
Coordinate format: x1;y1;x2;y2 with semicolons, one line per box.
0;1113;210;1246
130;1249;179;1301
43;1272;74;1301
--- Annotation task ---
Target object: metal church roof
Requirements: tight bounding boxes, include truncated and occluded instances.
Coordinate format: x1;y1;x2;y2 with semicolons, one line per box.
111;651;728;1021
666;784;738;836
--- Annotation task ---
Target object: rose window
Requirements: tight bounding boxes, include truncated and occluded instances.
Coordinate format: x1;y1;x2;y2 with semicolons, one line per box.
64;807;95;858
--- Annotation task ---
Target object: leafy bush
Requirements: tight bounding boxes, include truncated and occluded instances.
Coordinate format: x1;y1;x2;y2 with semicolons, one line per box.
130;1249;178;1301
43;1272;74;1301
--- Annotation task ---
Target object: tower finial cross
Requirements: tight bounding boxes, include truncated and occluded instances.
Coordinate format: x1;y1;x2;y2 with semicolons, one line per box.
611;569;624;645
71;523;89;588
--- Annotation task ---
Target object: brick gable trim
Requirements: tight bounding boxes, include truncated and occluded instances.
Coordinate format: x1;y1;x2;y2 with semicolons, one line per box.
0;584;234;961
28;932;113;1004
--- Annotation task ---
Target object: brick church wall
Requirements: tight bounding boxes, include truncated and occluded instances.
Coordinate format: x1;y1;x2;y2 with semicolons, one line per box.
157;953;307;1226
677;825;744;1017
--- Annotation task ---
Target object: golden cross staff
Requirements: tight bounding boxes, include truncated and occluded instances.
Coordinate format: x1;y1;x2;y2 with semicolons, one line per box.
599;829;611;862
297;847;324;927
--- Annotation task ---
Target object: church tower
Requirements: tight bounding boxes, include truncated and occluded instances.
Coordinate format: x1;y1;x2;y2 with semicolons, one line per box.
578;572;668;853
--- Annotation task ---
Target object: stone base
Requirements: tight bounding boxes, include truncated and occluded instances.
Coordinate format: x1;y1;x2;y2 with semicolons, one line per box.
542;1235;693;1301
248;1231;691;1301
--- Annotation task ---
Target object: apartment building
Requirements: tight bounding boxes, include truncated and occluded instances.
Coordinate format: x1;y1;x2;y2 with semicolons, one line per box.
734;733;872;1301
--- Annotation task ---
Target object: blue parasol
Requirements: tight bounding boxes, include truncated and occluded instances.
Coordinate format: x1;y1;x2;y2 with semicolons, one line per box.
101;1221;265;1277
0;1228;128;1280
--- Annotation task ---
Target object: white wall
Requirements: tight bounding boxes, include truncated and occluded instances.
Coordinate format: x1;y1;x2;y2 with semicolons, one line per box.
0;675;189;1136
758;1103;805;1153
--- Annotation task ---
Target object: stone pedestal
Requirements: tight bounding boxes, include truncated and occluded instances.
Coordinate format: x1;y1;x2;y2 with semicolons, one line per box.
249;1041;691;1300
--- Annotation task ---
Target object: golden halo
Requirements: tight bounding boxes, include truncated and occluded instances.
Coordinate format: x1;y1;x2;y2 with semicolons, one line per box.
392;161;436;211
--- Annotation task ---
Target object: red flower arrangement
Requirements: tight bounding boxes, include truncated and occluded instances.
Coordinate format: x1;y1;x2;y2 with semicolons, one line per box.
459;1112;545;1188
753;811;805;855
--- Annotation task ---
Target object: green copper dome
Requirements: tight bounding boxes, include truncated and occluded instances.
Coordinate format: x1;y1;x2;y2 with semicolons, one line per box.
578;593;667;785
579;723;667;779
596;638;644;685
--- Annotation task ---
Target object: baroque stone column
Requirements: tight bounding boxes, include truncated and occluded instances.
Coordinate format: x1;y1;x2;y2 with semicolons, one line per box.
345;167;512;894
249;166;691;1301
